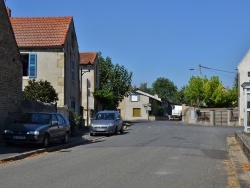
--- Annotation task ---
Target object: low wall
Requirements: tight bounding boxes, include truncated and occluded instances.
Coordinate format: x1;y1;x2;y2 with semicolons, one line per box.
21;100;56;114
182;106;239;126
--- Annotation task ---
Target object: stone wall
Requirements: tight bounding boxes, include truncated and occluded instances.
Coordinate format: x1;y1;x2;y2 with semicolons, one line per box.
0;0;22;135
21;100;56;114
182;106;239;126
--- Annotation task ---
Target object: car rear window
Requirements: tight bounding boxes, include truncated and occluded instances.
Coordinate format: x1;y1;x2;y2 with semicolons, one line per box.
94;113;115;120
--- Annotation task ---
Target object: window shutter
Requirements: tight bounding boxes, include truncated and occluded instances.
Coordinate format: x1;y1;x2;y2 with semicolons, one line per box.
29;54;37;78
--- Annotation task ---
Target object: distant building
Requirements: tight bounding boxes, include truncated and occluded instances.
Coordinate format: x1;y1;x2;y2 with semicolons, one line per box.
79;52;101;125
0;1;22;137
118;89;162;121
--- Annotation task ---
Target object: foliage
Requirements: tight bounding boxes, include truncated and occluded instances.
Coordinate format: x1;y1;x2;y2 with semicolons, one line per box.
184;76;238;108
203;76;225;107
22;79;58;103
175;86;186;104
68;109;82;134
151;100;164;116
151;77;178;102
227;86;238;108
233;72;239;88
138;82;153;94
93;52;133;109
184;76;206;106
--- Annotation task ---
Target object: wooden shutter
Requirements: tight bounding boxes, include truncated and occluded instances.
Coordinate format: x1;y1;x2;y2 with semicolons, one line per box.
133;108;141;117
29;54;37;78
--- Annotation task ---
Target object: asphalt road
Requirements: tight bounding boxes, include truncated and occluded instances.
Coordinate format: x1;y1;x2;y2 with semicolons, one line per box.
0;121;242;188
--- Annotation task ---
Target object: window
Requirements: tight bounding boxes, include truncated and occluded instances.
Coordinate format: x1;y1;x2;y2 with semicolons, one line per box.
57;114;65;125
21;53;37;78
248;72;250;77
133;108;141;117
51;114;57;124
131;94;139;102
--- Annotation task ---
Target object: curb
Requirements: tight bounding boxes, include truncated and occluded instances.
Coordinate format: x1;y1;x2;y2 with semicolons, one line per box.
0;136;105;163
235;131;250;162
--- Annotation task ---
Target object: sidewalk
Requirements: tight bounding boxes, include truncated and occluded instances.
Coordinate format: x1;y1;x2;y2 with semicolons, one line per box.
229;131;250;187
0;126;92;162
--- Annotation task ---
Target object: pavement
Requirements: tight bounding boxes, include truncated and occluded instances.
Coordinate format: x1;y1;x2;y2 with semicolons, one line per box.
1;124;250;187
0;126;104;163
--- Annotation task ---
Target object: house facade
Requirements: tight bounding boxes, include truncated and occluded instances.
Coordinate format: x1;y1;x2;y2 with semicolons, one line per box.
118;89;162;121
79;52;101;125
237;49;250;126
10;16;80;113
0;1;22;136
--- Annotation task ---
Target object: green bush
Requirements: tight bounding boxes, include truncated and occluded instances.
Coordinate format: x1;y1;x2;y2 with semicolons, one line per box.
68;109;82;135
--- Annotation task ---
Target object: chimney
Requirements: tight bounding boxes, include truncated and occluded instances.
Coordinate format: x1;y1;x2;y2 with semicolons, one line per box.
6;7;11;17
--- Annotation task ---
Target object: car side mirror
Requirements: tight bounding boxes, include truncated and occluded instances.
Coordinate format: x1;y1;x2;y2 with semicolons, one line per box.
51;121;58;126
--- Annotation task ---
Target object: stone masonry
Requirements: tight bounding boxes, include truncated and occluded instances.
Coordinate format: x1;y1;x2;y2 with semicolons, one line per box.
0;0;22;138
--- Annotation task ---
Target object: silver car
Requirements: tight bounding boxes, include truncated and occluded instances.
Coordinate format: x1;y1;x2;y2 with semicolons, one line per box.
89;111;123;136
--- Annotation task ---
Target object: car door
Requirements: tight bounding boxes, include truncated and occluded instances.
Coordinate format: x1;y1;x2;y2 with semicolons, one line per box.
116;113;123;130
56;114;66;138
49;114;60;139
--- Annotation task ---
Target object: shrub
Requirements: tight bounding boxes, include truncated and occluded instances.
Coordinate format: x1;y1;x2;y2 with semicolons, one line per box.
68;109;82;135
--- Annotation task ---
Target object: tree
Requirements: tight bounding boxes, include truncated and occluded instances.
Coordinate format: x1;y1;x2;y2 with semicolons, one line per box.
23;79;58;103
175;86;187;104
151;100;164;116
151;77;178;102
184;76;238;108
93;52;132;109
203;76;225;107
138;82;153;94
184;76;207;107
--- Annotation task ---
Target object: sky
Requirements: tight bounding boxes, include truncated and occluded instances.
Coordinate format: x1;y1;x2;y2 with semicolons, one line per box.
5;0;250;89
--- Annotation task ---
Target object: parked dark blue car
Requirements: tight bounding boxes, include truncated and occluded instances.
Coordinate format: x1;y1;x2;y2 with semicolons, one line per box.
2;112;71;147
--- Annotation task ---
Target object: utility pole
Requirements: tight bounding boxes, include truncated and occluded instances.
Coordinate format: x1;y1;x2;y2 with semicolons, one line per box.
86;78;89;126
198;64;202;77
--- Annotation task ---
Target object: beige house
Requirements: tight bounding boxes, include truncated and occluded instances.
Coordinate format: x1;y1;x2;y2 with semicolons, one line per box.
118;89;162;121
10;15;80;113
237;49;250;126
0;2;22;136
79;52;101;125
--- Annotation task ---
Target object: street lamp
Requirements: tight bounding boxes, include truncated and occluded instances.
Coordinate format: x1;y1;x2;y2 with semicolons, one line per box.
189;64;202;77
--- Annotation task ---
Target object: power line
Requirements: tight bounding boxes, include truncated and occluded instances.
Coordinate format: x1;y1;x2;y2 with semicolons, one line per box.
200;65;236;74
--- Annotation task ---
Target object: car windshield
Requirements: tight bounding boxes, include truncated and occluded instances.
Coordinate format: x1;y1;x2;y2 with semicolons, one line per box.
94;113;115;120
17;113;51;124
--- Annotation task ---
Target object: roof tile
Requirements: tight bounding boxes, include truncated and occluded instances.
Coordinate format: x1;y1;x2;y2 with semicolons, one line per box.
10;17;72;47
80;52;97;65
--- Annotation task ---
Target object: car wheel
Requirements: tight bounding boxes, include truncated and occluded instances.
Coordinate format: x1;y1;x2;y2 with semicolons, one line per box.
62;132;69;144
114;126;119;135
120;126;124;134
42;134;50;148
90;132;93;136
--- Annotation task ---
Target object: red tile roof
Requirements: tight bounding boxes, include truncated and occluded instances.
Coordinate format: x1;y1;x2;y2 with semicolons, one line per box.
10;17;72;47
80;52;98;65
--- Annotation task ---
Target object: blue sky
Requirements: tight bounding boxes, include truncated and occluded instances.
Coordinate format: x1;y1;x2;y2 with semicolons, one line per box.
6;0;250;89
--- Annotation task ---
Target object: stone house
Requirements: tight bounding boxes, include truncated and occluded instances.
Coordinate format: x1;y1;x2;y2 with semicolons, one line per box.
0;1;22;136
9;15;80;113
118;89;162;121
79;52;101;125
237;49;250;126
